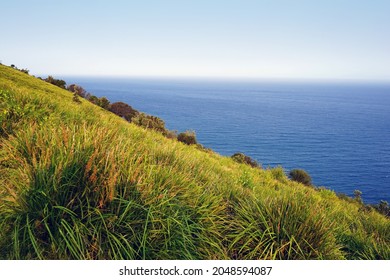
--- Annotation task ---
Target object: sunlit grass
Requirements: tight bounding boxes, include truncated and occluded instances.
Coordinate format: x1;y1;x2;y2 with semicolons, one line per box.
0;64;389;259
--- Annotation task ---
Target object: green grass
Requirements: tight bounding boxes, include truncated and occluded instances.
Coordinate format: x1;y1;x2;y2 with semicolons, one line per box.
0;64;389;259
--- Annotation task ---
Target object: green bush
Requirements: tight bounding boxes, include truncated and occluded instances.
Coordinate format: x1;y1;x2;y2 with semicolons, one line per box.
98;97;110;110
7;64;29;74
231;153;260;168
108;102;138;121
196;143;214;154
132;113;168;135
270;166;287;181
336;192;354;203
68;84;87;98
19;68;29;74
44;76;66;89
354;190;363;203
289;169;312;186
177;131;197;145
72;92;81;103
372;200;389;217
165;130;178;139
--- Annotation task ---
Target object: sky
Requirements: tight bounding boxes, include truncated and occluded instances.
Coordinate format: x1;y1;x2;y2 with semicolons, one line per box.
1;0;390;81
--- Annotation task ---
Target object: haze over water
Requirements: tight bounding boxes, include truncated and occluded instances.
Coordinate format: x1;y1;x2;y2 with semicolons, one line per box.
68;77;390;204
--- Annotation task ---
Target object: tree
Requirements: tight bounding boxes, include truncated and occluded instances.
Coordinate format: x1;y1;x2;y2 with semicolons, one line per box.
67;84;87;98
108;102;138;121
132;113;167;134
45;76;66;89
99;97;110;110
87;95;100;105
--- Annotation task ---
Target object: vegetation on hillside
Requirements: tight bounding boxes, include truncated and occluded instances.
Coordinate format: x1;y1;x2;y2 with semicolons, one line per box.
289;169;312;186
38;74;178;138
0;64;389;260
231;153;260;168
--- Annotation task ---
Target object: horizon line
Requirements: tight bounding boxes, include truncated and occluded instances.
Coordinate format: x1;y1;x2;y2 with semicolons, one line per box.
3;63;389;84
33;72;390;85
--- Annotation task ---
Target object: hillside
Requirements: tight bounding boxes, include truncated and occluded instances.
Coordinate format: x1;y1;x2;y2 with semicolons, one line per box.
0;64;389;260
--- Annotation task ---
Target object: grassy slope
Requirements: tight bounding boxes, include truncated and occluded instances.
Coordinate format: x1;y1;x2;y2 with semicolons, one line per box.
0;64;389;260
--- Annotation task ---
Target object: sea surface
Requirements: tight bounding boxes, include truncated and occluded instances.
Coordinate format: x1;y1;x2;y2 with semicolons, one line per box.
66;77;390;204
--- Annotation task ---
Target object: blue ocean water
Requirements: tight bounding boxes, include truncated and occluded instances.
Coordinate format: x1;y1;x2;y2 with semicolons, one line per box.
66;77;390;204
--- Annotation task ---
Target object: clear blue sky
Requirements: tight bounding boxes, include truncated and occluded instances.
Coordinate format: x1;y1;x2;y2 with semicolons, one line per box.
1;0;390;80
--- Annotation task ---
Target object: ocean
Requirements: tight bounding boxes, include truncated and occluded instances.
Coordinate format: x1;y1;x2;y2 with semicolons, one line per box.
66;77;390;204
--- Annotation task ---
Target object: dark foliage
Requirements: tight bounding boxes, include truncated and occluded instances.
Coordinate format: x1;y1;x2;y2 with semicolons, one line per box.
109;102;138;121
337;191;389;218
177;131;197;145
132;113;168;134
87;95;110;109
372;200;390;217
354;189;363;203
67;84;87;98
336;192;354;203
72;92;81;103
7;64;29;74
160;129;177;139
98;97;110;110
87;94;99;105
289;169;312;186
44;76;66;89
194;144;214;154
231;152;260;168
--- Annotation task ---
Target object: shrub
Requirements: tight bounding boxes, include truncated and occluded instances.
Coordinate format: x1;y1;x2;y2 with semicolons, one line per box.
270;166;287;181
72;92;81;103
87;94;99;105
7;64;29;74
177;131;197;145
354;189;363;203
19;68;29;74
289;169;312;186
67;84;87;98
87;95;110;109
132;113;168;134
196;143;214;154
231;152;260;168
373;200;390;217
98;97;110;110
109;102;138;121
165;130;178;139
336;192;354;203
44;76;66;89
